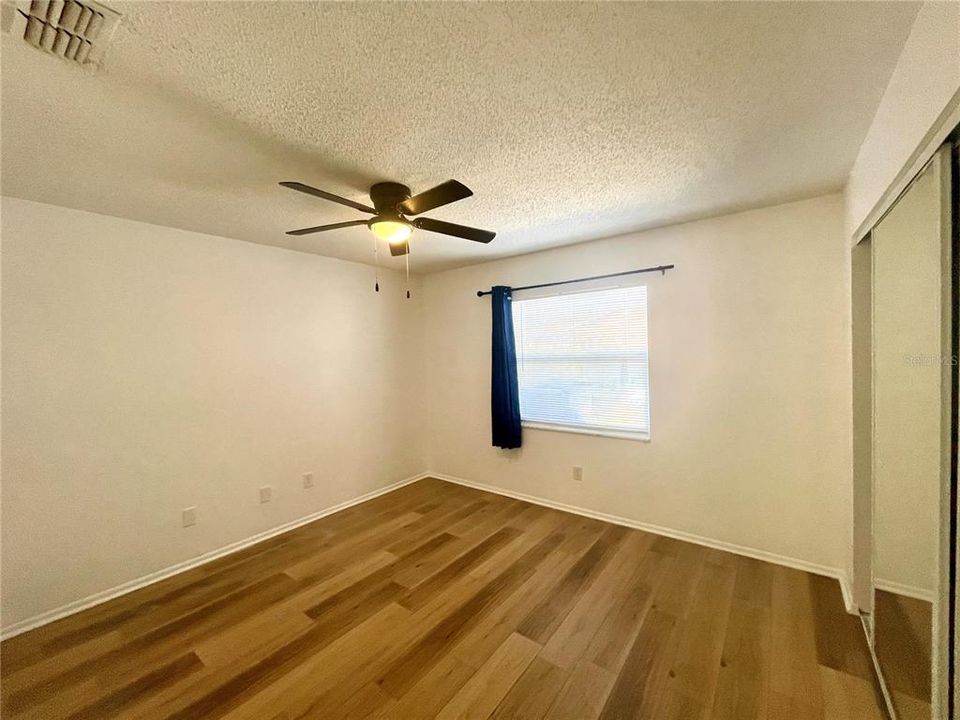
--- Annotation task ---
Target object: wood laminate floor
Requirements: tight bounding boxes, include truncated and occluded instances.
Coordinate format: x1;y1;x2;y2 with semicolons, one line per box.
1;478;885;719
875;589;932;719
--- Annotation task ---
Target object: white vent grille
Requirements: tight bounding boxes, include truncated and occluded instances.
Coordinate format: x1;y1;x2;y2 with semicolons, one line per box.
4;0;120;67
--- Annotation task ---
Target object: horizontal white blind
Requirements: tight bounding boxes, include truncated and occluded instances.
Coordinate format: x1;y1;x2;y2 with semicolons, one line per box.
512;285;649;436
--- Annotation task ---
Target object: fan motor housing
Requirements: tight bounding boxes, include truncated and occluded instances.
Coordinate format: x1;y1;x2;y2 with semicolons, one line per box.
370;182;411;214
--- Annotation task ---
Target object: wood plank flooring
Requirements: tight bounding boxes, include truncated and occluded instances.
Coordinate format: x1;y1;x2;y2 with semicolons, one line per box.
875;589;932;719
0;478;886;719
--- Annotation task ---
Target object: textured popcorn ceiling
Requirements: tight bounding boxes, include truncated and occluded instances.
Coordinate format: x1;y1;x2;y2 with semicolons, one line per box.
1;2;918;272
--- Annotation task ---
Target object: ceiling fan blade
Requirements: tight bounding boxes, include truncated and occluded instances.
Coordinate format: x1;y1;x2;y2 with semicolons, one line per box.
400;180;473;216
389;241;410;257
413;217;495;243
286;220;369;236
280;181;376;214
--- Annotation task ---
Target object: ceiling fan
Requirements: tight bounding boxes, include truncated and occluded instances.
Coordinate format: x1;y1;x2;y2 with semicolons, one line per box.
279;180;495;256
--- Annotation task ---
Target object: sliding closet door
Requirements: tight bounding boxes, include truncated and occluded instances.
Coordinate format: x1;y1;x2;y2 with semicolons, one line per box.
872;145;953;720
852;238;874;617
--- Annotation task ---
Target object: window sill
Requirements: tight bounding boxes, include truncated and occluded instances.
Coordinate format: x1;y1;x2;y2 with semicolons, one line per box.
521;422;650;443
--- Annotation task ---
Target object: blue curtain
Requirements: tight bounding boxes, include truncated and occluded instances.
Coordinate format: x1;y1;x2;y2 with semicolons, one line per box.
491;286;522;449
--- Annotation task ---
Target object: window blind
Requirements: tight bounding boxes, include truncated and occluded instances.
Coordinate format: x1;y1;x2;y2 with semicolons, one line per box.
511;285;650;437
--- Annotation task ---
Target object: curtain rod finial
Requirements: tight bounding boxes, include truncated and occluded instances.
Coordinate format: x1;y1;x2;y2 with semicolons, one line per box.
476;290;485;297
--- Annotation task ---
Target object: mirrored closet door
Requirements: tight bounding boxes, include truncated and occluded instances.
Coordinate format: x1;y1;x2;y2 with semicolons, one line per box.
870;143;955;720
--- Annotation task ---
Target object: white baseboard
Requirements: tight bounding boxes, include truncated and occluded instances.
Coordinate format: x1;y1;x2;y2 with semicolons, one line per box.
0;472;430;640
429;471;859;613
838;572;858;615
2;468;863;640
874;578;936;604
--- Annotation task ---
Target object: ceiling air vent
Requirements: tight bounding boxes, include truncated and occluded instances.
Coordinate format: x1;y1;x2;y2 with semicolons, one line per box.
2;0;120;67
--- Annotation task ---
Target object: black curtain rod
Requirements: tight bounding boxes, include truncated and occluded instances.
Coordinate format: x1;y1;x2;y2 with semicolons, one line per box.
476;264;675;297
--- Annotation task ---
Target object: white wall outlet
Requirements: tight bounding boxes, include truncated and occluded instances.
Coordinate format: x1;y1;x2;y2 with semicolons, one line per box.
182;506;197;527
259;485;272;503
572;466;583;482
303;473;314;489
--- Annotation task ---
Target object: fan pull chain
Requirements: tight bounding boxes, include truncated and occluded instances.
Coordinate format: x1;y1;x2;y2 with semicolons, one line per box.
373;235;380;293
405;242;411;299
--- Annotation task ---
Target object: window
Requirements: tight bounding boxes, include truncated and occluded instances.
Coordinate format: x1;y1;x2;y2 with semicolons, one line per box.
512;284;650;440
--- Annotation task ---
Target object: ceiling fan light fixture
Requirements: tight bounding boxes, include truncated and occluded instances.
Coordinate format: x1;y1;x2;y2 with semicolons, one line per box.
280;180;495;253
368;218;413;245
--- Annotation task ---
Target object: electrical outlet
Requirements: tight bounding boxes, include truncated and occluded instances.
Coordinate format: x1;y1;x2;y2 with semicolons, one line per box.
303;473;314;489
572;466;583;482
182;506;197;527
260;486;272;503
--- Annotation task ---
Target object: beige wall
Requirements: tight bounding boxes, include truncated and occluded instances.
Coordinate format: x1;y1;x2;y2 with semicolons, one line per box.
845;1;960;241
1;197;425;630
422;194;853;574
1;192;858;631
